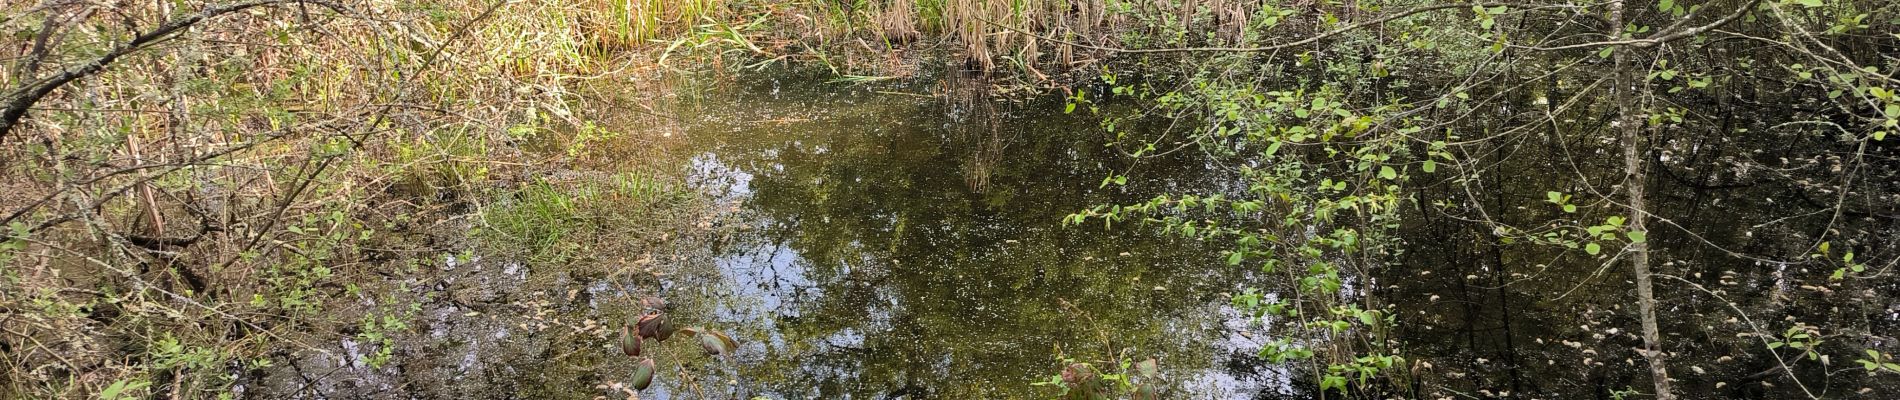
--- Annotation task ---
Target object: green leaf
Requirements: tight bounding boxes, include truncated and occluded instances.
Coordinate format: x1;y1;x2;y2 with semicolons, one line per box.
1795;0;1824;8
1625;231;1647;243
100;380;150;400
1585;243;1602;255
630;358;656;390
1422;160;1437;173
1379;166;1398;180
1563;204;1578;213
698;329;739;357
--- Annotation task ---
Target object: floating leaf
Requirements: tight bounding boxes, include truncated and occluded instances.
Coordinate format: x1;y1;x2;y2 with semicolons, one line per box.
620;326;643;357
630;358;655;390
697;329;738;357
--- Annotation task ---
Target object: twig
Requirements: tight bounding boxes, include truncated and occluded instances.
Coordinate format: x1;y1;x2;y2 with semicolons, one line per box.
0;0;347;142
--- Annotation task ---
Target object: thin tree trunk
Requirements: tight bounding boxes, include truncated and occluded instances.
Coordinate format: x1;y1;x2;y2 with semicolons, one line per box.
1607;0;1673;398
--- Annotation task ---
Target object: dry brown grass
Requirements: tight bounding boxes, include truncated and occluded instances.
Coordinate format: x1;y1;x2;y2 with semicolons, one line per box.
689;0;1268;85
0;0;703;397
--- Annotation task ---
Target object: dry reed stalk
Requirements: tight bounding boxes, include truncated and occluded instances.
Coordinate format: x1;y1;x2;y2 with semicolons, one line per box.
876;0;921;43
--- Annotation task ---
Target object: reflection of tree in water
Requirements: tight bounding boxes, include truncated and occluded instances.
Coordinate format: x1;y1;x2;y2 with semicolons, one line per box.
675;74;1263;398
941;70;1009;194
662;66;1900;399
1380;81;1900;398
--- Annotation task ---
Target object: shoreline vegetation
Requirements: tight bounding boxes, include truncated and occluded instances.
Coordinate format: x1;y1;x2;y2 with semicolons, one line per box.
5;0;1898;398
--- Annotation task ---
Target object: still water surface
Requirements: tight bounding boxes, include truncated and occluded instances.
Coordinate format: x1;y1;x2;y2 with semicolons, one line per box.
666;72;1274;398
259;70;1898;399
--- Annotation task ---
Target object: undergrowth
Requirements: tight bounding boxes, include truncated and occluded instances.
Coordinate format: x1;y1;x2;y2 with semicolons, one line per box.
0;0;708;397
478;172;692;268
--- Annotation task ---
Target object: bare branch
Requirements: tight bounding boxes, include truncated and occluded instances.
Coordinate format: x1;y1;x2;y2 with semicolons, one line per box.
0;0;347;143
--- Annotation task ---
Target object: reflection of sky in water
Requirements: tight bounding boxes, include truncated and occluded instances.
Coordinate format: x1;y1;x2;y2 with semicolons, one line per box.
680;131;1295;398
717;241;815;339
690;153;754;202
259;72;1899;399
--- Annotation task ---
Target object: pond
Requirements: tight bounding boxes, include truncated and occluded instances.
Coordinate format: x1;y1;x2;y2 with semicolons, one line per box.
255;68;1898;400
660;70;1276;398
